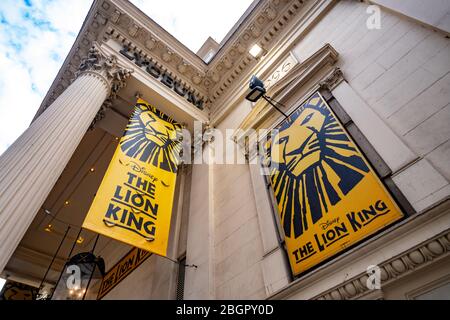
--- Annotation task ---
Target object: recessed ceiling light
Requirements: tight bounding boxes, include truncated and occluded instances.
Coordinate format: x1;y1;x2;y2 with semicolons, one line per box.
44;224;52;232
64;200;70;205
89;167;95;172
249;44;263;58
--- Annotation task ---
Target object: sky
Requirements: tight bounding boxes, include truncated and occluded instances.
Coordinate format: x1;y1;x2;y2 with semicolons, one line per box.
0;0;253;155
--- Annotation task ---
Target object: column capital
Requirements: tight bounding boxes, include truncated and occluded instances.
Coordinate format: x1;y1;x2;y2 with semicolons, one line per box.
318;67;344;92
75;43;133;99
75;43;133;129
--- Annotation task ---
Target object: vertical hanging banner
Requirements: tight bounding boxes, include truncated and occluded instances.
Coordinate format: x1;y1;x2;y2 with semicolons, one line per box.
83;98;182;257
265;92;404;276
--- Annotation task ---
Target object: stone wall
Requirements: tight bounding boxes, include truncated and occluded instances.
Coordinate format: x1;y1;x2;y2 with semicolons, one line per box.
292;0;450;211
96;1;450;300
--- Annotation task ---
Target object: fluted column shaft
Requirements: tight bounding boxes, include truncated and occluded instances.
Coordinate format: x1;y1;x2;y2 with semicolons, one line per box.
0;45;132;272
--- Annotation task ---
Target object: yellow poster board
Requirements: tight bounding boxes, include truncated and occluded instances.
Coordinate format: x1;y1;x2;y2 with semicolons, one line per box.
83;98;182;257
265;92;404;275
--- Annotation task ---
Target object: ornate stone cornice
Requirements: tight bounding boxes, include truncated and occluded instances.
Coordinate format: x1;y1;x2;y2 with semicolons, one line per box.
103;28;208;101
314;229;450;300
207;0;309;104
33;0;334;123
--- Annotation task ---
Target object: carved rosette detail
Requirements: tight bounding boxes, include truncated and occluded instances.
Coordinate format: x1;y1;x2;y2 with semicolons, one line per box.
264;4;277;20
178;62;188;74
250;24;262;38
192;74;202;85
75;45;133;130
314;230;450;300
145;38;157;50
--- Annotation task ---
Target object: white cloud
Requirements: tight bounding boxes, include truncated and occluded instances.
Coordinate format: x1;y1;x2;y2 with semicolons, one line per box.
131;0;254;52
0;0;91;154
0;45;41;152
0;0;253;155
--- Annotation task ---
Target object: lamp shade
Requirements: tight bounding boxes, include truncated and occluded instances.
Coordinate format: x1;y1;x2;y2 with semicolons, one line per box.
51;252;105;300
245;75;266;102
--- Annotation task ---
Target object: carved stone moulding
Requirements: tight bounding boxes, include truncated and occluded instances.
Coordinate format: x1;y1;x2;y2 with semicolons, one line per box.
207;0;305;105
319;67;344;92
105;28;208;99
314;230;450;300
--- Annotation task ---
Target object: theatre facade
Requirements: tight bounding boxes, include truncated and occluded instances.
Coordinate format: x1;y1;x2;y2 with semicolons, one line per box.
0;0;450;300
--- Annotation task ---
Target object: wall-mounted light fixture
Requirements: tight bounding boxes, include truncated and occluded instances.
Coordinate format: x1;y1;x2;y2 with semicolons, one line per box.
245;75;266;102
51;252;105;300
245;75;288;118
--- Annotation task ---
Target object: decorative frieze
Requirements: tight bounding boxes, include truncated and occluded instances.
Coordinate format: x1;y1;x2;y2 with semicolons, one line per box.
128;23;139;37
145;37;157;50
207;0;307;106
118;44;205;110
264;4;277;20
314;229;450;300
36;0;323;120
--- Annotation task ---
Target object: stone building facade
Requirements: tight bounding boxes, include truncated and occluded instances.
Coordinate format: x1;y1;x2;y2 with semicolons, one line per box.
0;0;449;300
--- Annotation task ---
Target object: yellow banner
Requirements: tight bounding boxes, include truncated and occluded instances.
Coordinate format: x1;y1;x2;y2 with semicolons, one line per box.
265;92;404;275
83;98;182;257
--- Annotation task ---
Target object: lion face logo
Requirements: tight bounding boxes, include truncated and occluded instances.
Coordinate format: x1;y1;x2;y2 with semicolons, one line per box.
271;108;326;177
120;102;182;173
267;93;370;239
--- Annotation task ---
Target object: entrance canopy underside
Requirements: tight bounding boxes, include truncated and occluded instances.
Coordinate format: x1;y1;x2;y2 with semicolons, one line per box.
3;75;196;290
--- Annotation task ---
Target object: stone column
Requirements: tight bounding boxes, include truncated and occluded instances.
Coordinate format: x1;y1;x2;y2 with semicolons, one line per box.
0;45;132;272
